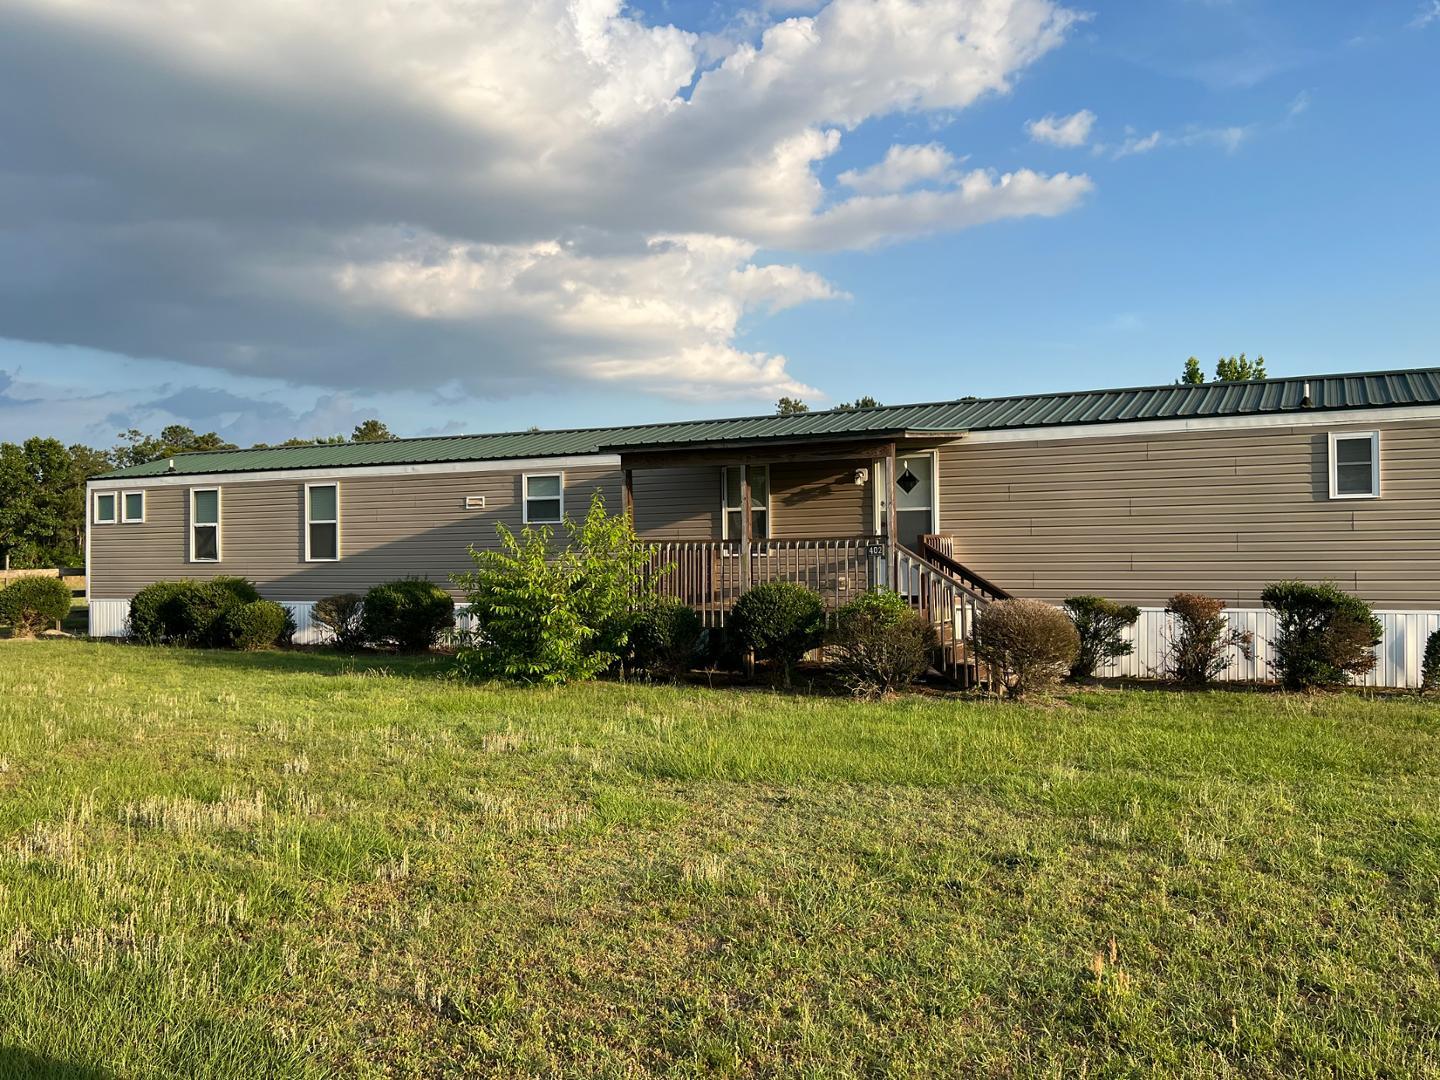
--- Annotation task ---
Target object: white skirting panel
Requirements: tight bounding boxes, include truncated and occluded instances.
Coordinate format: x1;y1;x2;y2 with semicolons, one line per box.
88;599;131;639
1095;608;1440;689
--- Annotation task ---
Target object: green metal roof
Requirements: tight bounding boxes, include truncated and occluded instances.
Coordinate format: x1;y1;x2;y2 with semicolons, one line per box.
97;367;1440;479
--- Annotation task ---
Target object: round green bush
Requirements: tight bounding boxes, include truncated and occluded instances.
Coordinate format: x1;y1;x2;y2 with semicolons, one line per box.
209;576;261;605
220;599;290;651
629;597;702;681
830;589;935;698
0;575;72;637
728;581;824;687
127;577;264;646
360;578;454;652
1260;580;1383;690
1423;628;1440;693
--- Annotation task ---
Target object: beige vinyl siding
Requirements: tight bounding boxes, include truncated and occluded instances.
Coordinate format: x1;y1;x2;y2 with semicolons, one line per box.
91;467;619;600
769;460;871;538
937;419;1440;607
632;467;718;540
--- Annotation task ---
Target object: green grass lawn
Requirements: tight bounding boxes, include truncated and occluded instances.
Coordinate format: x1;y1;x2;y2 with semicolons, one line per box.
0;641;1437;1078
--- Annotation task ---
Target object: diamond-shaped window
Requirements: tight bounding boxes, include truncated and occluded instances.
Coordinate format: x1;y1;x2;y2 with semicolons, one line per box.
896;468;920;494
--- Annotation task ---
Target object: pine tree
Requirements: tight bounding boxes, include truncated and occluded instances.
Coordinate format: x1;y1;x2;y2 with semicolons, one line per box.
1181;357;1205;385
775;397;810;416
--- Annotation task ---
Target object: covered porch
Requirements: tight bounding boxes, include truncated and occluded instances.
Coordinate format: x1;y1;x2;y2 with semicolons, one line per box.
616;436;1003;681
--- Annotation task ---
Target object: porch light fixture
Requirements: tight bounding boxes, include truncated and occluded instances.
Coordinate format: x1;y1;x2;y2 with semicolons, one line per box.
853;467;869;486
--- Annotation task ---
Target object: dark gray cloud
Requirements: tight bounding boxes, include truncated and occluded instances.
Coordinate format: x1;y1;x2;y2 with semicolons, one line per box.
0;0;1088;404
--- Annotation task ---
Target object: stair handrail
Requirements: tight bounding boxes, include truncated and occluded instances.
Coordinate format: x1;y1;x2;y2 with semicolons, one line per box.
917;534;1012;601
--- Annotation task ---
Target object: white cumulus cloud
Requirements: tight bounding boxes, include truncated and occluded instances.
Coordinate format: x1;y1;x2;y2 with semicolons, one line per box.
1025;109;1096;147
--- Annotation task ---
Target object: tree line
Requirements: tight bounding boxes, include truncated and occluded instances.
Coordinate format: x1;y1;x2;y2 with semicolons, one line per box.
0;419;396;570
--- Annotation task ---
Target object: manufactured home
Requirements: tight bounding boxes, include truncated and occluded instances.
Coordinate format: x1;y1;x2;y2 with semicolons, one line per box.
88;368;1440;685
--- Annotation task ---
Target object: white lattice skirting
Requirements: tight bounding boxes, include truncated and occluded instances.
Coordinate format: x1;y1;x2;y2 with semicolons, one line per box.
87;599;1440;689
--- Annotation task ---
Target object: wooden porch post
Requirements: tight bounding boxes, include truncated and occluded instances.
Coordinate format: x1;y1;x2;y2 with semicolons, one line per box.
883;447;898;585
739;463;753;591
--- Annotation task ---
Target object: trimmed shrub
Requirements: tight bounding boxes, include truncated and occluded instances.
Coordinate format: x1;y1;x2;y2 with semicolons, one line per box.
1162;593;1253;686
0;575;72;637
1422;629;1440;693
728;581;825;687
221;600;289;651
127;577;266;647
628;597;703;681
972;598;1078;699
360;578;454;652
1063;595;1140;679
829;589;936;698
314;593;366;650
209;576;261;605
128;581;196;644
1261;581;1382;690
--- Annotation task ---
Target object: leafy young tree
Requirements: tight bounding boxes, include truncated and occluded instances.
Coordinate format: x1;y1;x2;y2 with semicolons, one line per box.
1181;357;1205;385
452;492;654;684
775;397;810;416
1213;353;1266;381
350;419;396;442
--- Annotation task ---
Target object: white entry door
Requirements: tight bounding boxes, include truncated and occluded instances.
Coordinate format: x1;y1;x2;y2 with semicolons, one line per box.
893;452;936;551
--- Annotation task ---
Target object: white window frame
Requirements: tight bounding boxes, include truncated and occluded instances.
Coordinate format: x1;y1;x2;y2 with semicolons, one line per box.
189;487;222;563
304;482;341;562
120;489;146;524
1328;431;1381;500
522;472;565;524
720;465;771;540
93;491;118;525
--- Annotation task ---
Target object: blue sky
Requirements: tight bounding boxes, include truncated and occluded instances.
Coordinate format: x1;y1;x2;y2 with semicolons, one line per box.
1;0;1436;448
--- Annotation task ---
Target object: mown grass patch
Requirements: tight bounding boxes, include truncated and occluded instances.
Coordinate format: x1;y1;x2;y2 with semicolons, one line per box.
0;640;1436;1077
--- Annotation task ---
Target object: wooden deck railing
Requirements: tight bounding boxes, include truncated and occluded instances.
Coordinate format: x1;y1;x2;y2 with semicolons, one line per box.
644;537;884;626
644;537;998;686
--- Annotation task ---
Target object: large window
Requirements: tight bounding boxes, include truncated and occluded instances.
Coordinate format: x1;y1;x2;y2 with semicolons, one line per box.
190;488;221;562
121;490;146;523
306;483;340;561
523;473;563;523
93;492;117;524
721;465;769;539
1329;432;1380;500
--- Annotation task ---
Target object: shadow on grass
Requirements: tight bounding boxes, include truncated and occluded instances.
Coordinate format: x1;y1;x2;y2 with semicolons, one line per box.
0;1047;112;1079
86;638;460;683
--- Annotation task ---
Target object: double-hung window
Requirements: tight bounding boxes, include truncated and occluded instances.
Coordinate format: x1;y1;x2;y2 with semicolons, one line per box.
306;483;340;561
121;490;146;523
523;473;563;524
190;488;221;562
721;465;769;539
93;492;117;524
1328;432;1380;499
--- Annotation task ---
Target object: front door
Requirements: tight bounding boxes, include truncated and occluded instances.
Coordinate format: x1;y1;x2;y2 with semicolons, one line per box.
893;452;936;551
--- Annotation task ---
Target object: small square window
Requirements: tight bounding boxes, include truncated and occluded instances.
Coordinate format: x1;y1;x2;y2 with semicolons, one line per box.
122;491;146;523
94;492;117;524
524;473;564;523
1329;432;1380;500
